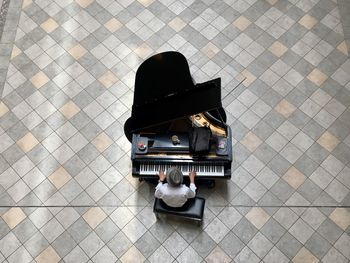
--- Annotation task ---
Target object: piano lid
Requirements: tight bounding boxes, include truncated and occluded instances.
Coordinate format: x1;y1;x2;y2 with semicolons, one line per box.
124;51;223;141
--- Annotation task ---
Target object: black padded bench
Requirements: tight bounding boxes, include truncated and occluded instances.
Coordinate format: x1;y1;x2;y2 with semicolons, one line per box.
153;197;205;225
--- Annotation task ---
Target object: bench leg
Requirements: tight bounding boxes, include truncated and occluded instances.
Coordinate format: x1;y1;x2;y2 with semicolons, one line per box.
155;212;160;220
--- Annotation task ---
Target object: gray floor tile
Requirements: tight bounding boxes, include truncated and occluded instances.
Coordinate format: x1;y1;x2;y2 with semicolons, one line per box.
317;219;344;245
107;231;132;258
248;231;273;259
63;245;89;263
334;233;350;259
67;218;92;243
135;231;160;259
190;232;216;258
79;231;104;258
270;179;294;202
232;217;258;245
219;231;244;259
51;231;77;258
12;218;37;243
297;179;323;203
0;218;10;240
94;217;119;243
261;218;286;244
276;232;302;259
305;232;332;259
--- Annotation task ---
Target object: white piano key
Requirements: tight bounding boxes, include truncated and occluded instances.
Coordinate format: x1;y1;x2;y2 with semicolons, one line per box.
138;162;224;177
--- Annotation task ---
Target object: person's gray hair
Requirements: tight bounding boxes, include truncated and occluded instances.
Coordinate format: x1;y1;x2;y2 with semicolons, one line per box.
167;167;183;187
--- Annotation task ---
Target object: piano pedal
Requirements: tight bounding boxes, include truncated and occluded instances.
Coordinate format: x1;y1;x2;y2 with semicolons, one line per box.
207;180;215;189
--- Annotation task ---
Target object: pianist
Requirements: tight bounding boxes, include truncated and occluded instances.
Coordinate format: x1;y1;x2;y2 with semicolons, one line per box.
155;167;197;208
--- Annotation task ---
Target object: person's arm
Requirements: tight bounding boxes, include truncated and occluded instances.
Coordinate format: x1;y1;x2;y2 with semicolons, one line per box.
155;170;166;198
186;171;197;198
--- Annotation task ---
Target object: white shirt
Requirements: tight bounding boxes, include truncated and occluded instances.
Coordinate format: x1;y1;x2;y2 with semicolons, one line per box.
155;182;196;207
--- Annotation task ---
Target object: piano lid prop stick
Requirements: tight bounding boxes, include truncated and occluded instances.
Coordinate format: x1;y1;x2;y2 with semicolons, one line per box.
208;75;247;130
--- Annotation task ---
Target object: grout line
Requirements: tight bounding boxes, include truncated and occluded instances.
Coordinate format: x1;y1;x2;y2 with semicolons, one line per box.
0;205;349;208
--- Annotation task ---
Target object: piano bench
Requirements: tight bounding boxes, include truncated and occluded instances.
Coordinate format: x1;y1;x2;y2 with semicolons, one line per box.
153;197;205;226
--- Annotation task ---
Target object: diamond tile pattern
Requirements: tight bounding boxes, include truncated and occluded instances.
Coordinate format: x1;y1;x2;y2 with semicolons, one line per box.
1;0;350;262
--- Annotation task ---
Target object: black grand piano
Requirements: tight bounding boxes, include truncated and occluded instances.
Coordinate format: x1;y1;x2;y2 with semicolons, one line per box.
124;51;232;182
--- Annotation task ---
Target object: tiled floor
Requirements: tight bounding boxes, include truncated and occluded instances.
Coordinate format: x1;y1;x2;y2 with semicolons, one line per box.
1;0;350;262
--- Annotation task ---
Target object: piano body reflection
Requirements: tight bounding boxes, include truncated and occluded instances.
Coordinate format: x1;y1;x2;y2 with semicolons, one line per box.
124;51;232;181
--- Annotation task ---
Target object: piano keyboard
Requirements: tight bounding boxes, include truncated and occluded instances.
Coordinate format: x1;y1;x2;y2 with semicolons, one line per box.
139;162;224;177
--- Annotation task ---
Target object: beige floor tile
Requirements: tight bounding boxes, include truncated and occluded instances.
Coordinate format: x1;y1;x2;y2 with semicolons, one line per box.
35;246;61;263
75;0;93;8
245;207;270;229
41;18;59;33
48;167;72;189
17;132;39;153
329;208;350;230
22;0;32;8
82;207;107;229
307;68;328;86
92;132;113;152
104;18;122;33
168;17;186;32
237;69;256;87
68;44;87;60
206;246;231;263
30;71;50;89
59;101;81;119
316;131;340;152
233;16;251;31
134;43;153;59
138;0;155;7
240;131;262;152
120;246;145;263
2;208;27;229
282;166;306;189
298;14;318;29
11;45;21;59
201;42;220;59
0;102;9;117
125;173;141;189
98;70;119;88
293;247;319;263
274;99;296;118
337;41;348;56
269;41;288;57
